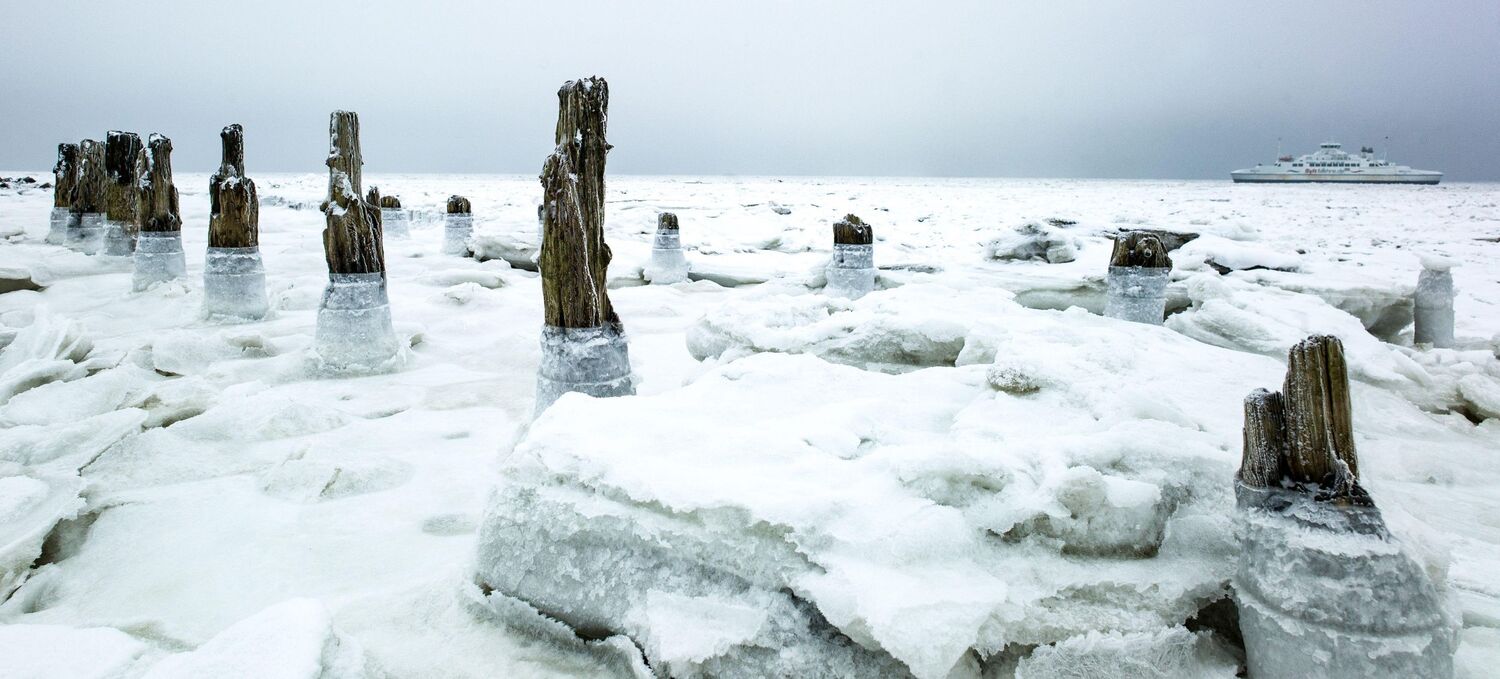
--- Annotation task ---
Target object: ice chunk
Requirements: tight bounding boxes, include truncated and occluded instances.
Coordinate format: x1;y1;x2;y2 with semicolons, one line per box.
0;624;148;679
984;221;1079;263
0;474;83;597
1015;627;1237;679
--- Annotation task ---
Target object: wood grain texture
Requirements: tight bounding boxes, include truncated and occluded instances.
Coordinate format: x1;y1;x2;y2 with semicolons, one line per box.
103;131;143;226
209;124;259;248
540;77;619;330
52;143;79;209
1109;231;1172;268
320;111;385;275
137;134;181;233
833;214;873;245
72;139;105;214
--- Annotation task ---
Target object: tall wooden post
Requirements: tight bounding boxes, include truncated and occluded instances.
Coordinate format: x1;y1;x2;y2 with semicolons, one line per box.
131;134;187;290
47;143;80;244
68;139;107;254
204;124;268;320
314;111;398;371
1234;335;1455;678
102;131;144;255
534;77;634;414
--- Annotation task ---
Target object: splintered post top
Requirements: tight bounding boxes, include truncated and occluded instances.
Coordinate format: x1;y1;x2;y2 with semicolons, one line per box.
657;212;679;231
833;214;873;245
1110;231;1172;268
446;195;471;214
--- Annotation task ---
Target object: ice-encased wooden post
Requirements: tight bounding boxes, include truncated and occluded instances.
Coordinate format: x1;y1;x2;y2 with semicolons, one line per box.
102;131;144;256
131;134;187;290
47;143;80;245
1233;335;1456;678
1413;257;1456;349
366;187;408;238
204;124;269;320
442;195;472;255
644;211;688;284
1103;231;1171;324
314;111;398;372
534;77;634;415
68;139;106;254
825;214;875;299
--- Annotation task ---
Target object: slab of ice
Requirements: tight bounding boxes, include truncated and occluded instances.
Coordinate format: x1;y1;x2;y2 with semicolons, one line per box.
984;220;1079;263
141;598;377;679
0;474;83;597
0;623;149;679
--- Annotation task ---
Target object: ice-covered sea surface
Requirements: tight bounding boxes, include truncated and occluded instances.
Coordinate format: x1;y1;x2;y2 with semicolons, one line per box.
0;173;1497;677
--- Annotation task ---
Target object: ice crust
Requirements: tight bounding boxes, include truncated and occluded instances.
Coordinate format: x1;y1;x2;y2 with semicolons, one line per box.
380;207;410;238
825;243;875;299
102;219;135;256
643;230;689;284
313;272;400;374
1103;265;1169;325
141;599;377;679
45;207;72;245
132;230;187;291
1234;486;1459;678
66;213;104;254
202;246;270;321
1014;626;1238;679
534;325;635;416
443;213;474;256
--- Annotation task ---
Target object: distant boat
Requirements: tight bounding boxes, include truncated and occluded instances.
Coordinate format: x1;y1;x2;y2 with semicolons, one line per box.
1231;142;1441;184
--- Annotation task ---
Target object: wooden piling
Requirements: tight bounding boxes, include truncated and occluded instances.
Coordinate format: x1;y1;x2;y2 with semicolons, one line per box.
446;195;471;214
209;124;259;249
1109;231;1172;268
1239;335;1368;505
379;195;401;209
137;135;181;233
320;111;385;275
833;214;873;245
53;144;79;209
103;131;144;228
73;140;105;214
540;77;619;330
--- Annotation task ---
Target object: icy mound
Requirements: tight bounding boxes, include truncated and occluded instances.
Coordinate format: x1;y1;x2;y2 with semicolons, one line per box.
142;599;377;679
477;308;1275;677
0;311;92;406
685;283;1015;372
984;221;1079;264
0;624;149;678
1174;235;1301;274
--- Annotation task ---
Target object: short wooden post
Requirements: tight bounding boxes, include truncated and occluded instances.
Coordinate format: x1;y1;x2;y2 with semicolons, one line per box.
1234;335;1455;678
314;111;398;372
68;139;106;254
131;134;187;290
825;214;875;299
1413;257;1456;348
442;195;473;255
47;143;79;245
378;192;409;238
534;77;634;415
102;131;144;256
204;124;269;320
1103;231;1171;324
644;211;688;284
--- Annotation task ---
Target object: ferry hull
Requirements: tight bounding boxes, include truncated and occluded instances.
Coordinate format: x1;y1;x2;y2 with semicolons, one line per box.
1231;172;1441;185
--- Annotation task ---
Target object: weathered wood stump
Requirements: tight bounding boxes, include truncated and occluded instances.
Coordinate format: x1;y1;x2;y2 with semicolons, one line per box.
534;77;634;415
68;139;107;254
1103;231;1171;324
825;214;875;299
205;124;268;320
442;195;473;255
131;134;187;290
1234;335;1456;678
47;143;80;244
315;111;398;372
102;131;144;256
1413;256;1456;348
644;211;688;284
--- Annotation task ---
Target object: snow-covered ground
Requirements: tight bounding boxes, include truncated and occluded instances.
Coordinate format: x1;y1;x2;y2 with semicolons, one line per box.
0;173;1497;677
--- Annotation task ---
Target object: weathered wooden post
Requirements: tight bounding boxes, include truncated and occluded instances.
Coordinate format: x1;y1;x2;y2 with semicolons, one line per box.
102;131;144;256
47;143;80;245
534;77;634;415
825;214;875;299
644;211;688;284
1413;256;1456;348
314;111;398;372
204;124;269;320
131;134;187;290
1234;335;1456;678
1103;231;1171;324
442;195;473;255
366;185;408;238
67;139;106;254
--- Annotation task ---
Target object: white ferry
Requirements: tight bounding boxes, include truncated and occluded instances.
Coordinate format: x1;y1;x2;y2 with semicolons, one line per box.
1231;142;1441;184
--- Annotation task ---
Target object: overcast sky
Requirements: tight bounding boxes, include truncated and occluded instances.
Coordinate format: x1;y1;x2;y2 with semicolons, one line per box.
3;1;1496;179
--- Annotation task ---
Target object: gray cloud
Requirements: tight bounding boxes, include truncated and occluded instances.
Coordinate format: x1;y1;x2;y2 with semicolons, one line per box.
3;1;1496;179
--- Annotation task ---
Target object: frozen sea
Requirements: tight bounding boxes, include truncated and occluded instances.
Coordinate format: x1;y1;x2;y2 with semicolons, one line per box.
0;173;1497;677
